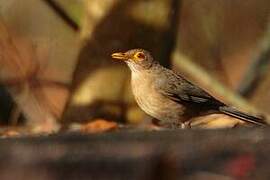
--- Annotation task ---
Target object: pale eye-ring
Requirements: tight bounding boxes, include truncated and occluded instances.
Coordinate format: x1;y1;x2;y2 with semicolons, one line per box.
134;52;145;60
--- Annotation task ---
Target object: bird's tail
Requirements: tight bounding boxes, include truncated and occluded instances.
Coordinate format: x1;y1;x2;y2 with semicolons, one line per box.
219;106;267;126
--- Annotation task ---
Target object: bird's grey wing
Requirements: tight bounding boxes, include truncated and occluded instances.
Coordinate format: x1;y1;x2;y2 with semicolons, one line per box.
154;69;268;126
155;71;223;105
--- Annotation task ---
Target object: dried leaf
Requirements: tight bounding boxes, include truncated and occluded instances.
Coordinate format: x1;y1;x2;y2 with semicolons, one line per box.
81;119;118;133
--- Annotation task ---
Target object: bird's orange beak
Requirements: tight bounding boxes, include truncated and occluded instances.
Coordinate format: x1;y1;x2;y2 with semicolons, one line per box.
111;52;128;61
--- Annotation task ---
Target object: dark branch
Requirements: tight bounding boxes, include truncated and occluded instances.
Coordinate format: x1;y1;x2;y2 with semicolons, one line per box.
43;0;79;31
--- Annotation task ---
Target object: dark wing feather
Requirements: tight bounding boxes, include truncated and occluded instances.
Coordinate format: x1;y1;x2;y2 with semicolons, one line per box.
155;70;223;106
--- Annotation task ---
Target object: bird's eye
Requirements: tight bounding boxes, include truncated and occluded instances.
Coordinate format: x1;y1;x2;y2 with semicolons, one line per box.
134;52;145;60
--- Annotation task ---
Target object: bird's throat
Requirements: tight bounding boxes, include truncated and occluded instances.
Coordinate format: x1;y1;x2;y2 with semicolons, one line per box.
126;62;143;73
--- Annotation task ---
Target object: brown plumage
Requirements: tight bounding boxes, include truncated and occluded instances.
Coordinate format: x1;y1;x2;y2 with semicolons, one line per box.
112;49;268;128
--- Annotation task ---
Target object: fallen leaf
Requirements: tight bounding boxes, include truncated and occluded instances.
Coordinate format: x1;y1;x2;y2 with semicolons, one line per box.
1;129;20;138
81;119;118;133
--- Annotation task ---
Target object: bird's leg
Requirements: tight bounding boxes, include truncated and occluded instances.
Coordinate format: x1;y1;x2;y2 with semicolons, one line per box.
148;118;167;130
135;117;166;131
151;118;160;126
181;121;191;129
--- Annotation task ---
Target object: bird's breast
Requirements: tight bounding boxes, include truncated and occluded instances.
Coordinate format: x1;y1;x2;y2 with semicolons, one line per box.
131;72;185;122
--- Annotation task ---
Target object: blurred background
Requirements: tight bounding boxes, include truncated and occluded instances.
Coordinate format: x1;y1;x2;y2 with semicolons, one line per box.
0;0;270;133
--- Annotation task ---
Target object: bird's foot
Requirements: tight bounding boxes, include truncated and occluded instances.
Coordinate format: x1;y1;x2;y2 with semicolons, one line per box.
181;121;191;129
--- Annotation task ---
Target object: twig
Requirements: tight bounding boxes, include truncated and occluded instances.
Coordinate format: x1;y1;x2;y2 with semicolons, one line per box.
43;0;79;31
9;104;21;126
237;20;270;97
160;0;182;67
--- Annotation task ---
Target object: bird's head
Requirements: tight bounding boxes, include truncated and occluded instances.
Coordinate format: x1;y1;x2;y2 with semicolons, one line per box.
111;49;154;71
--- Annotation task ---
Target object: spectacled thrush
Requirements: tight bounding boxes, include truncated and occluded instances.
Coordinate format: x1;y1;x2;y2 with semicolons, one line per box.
112;49;267;128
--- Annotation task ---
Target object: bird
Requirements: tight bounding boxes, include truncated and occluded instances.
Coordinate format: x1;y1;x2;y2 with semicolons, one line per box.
111;49;268;128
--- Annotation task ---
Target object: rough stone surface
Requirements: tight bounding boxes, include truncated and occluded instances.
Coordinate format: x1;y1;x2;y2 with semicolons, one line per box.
0;129;269;180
